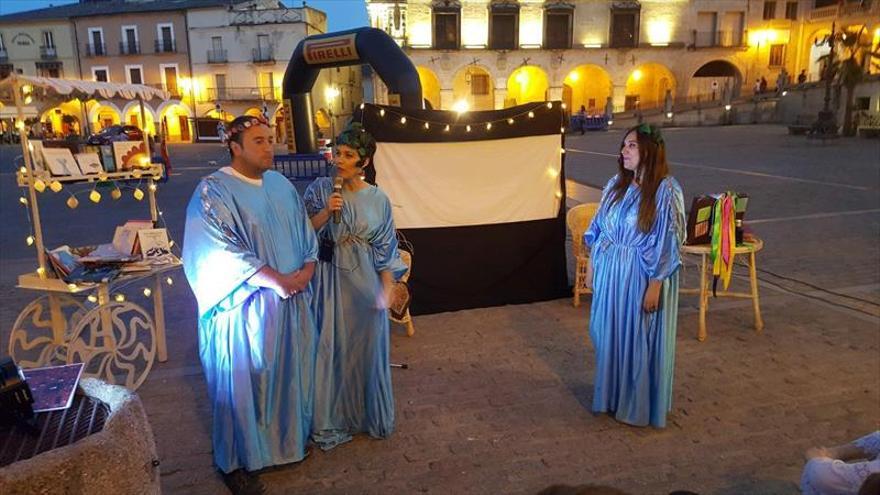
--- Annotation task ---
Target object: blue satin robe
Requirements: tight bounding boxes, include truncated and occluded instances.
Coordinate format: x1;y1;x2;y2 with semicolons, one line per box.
304;177;407;450
584;175;685;428
182;170;319;473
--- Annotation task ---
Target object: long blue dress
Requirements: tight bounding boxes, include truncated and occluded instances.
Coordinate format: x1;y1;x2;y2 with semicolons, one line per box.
584;175;685;428
304;177;407;450
182;170;319;473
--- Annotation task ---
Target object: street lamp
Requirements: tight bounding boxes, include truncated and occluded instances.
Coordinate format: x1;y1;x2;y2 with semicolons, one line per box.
324;86;340;144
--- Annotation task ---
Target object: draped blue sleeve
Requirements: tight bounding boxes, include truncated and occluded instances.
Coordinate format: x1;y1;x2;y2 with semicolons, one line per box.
303;177;329;218
584;175;619;249
295;186;319;263
641;177;685;281
370;191;407;280
182;176;265;318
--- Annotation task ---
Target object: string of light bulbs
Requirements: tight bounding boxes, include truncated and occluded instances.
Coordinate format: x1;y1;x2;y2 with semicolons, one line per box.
357;101;568;135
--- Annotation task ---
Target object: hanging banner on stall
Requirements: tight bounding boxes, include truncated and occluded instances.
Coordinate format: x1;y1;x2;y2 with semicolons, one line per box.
303;33;359;65
283;99;296;153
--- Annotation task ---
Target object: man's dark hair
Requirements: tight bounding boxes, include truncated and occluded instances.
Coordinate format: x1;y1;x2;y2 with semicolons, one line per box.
227;115;270;158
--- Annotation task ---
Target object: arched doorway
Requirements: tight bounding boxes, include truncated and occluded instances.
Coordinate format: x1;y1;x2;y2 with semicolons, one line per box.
506;65;549;107
158;101;192;142
88;101;122;131
417;66;441;110
691;60;743;101
625;63;676;110
41;100;84;138
563;65;613;115
452;65;495;111
122;102;157;135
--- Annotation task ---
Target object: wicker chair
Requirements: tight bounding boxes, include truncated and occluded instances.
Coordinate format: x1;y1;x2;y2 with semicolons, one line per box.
566;202;600;307
389;250;415;336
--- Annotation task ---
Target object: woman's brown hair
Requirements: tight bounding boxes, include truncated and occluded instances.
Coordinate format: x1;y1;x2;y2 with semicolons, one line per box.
608;123;670;232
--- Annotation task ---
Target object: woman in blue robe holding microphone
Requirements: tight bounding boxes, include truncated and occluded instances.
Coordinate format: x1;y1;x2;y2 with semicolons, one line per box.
585;123;685;428
304;123;407;450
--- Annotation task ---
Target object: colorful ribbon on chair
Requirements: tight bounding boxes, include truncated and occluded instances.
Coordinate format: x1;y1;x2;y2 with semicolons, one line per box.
710;192;737;296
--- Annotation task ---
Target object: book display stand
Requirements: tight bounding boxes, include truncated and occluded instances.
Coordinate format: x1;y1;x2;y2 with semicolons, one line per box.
4;75;177;391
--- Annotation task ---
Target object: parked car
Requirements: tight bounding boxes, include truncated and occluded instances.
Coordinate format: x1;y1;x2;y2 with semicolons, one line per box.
86;125;143;145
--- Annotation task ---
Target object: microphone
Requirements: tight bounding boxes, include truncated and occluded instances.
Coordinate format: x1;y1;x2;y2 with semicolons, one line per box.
332;176;343;224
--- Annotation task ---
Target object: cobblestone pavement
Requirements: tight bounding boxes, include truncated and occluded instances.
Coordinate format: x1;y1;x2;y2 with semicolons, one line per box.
1;125;877;494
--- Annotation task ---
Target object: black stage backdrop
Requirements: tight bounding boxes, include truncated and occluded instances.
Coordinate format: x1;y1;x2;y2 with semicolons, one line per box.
353;102;569;314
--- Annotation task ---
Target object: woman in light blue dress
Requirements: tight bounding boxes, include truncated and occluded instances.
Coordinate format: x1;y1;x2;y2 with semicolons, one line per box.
584;123;685;428
304;123;407;450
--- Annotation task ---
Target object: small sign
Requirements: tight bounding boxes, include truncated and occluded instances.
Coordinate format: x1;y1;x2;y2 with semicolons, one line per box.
303;33;359;65
387;94;401;107
283;99;296;153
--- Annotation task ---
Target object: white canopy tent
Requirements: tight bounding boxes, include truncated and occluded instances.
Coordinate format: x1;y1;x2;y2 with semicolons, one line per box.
0;73;170;273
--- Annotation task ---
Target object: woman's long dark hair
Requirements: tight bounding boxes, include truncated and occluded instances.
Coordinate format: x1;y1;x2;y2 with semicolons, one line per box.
608;124;670;233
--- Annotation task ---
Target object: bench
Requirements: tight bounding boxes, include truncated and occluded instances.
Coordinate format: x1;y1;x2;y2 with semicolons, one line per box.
788;114;813;135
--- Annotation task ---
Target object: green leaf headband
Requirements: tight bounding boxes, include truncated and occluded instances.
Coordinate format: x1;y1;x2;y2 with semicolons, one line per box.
336;122;376;160
637;123;665;145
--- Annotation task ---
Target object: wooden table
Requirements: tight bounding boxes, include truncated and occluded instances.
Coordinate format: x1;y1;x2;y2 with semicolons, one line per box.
680;238;764;341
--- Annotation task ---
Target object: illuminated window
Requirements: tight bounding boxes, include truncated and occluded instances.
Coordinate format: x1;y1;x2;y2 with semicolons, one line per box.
763;1;776;20
769;44;785;66
489;3;518;50
433;6;460;50
544;4;573;49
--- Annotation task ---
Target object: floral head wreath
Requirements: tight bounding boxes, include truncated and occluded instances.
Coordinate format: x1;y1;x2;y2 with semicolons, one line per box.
336;122;376;161
227;115;271;138
636;123;664;145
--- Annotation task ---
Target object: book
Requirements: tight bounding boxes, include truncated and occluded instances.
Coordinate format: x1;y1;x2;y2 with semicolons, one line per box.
41;147;80;176
22;363;84;413
46;245;121;283
77;243;139;264
74;152;103;175
137;228;171;258
112;220;153;255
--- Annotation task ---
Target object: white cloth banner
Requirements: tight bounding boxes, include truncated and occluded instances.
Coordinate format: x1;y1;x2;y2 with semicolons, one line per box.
375;134;562;229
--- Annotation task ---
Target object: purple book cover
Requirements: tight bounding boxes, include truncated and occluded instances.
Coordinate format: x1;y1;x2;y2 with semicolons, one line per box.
22;363;85;412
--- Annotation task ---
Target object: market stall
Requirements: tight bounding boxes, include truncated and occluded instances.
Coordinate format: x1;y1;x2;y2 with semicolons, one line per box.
1;74;177;390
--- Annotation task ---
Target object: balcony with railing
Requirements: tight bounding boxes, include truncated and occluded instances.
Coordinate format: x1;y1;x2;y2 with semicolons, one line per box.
145;83;181;99
207;49;227;64
119;41;140;55
203;86;278;102
85;43;107;57
155;39;177;53
693;30;745;48
40;46;58;60
252;47;274;64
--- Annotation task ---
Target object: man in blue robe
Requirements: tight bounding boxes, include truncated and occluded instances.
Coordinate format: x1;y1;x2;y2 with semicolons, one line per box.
183;115;318;494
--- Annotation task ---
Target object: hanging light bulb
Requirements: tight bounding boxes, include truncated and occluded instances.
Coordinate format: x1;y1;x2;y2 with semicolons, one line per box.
169;240;175;248
444;124;450;132
33;179;46;192
546;102;553;109
379;109;385;117
19;166;27;174
111;188;122;200
89;190;101;203
561;148;566;154
561;103;567;110
26;235;34;246
67;196;79;209
67;283;78;291
424;122;430;130
508;118;514;125
560;127;566;133
19;196;28;206
528;111;535;118
133;188;145;201
87;294;98;303
359;103;365;110
36;266;46;277
166;276;174;285
143;287;152;297
15;120;25;131
466;125;471;132
400;116;407;124
149;183;157;192
24;95;33;105
114;293;125;302
486;122;492;130
132;169;142;179
159;210;164;216
49;181;63;193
